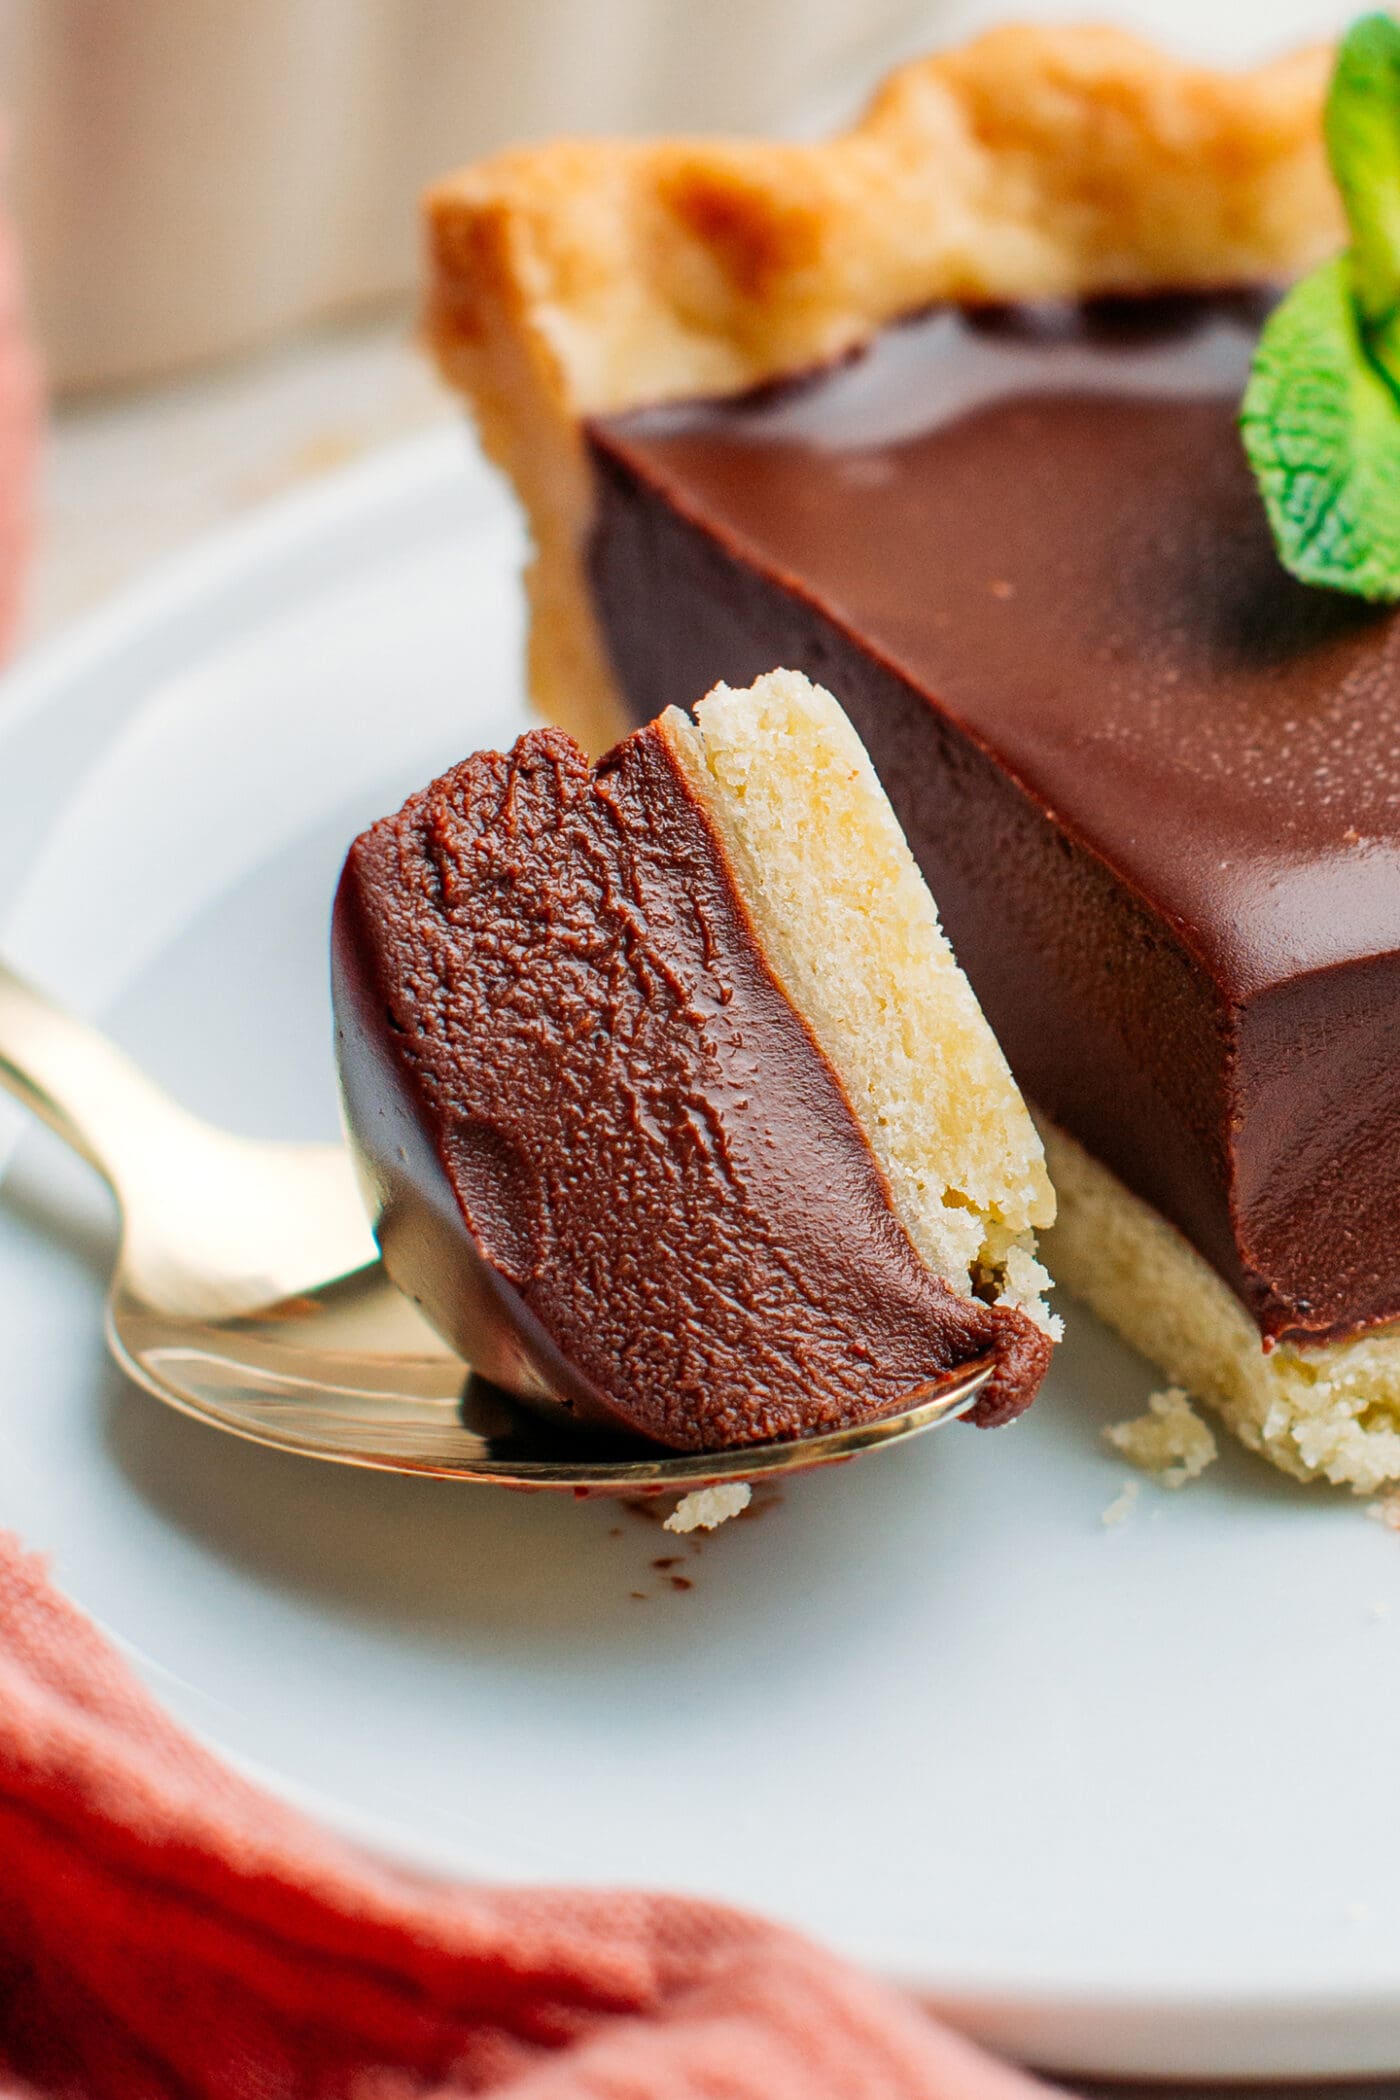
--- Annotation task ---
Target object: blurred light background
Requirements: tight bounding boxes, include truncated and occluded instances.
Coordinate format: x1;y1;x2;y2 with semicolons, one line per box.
0;0;1358;637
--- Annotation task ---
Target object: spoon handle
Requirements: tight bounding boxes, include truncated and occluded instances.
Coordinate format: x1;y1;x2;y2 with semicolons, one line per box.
0;958;183;1190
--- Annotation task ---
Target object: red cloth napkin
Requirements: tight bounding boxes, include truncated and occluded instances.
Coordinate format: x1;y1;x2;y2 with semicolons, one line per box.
0;1530;1055;2100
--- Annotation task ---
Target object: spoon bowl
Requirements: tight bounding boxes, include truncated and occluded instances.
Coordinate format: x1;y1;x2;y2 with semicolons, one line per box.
0;959;988;1492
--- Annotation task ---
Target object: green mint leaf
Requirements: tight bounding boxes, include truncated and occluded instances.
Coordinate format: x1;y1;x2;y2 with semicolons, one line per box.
1242;256;1400;599
1244;13;1400;598
1326;11;1400;383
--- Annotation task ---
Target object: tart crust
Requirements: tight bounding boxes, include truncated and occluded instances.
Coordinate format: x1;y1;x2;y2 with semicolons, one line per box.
1042;1123;1400;1494
425;24;1339;755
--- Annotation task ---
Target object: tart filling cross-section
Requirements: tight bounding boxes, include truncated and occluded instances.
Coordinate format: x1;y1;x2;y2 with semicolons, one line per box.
425;25;1400;1490
332;672;1056;1451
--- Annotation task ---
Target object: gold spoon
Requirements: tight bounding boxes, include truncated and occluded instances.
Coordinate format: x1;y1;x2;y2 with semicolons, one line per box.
0;958;988;1491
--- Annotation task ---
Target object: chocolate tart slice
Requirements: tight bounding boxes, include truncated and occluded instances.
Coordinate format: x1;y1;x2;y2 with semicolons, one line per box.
332;672;1056;1452
424;28;1400;1492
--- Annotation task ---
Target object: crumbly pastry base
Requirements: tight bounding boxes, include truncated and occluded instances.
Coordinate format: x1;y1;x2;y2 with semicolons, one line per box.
661;671;1057;1329
425;23;1340;755
1042;1123;1400;1493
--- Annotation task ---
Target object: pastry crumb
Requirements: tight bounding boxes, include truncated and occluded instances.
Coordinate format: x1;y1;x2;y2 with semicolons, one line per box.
996;1241;1063;1341
1104;1387;1217;1487
1366;1492;1400;1532
1102;1479;1140;1527
665;1483;752;1533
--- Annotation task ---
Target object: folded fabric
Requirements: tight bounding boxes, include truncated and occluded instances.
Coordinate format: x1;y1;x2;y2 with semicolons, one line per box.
0;1530;1053;2100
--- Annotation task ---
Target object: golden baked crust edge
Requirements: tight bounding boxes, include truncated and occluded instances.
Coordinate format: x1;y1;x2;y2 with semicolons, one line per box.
424;24;1340;751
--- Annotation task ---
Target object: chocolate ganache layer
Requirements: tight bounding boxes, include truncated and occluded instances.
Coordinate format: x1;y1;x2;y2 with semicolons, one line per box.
332;722;1046;1449
585;294;1400;1353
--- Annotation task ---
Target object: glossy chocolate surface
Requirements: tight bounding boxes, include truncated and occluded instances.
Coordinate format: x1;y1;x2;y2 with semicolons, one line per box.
587;297;1400;1347
332;723;1047;1450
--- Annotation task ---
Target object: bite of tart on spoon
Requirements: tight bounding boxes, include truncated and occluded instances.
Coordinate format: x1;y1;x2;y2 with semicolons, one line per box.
0;672;1058;1499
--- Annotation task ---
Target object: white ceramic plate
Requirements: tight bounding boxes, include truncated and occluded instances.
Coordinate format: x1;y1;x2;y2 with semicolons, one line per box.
3;429;1400;2081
